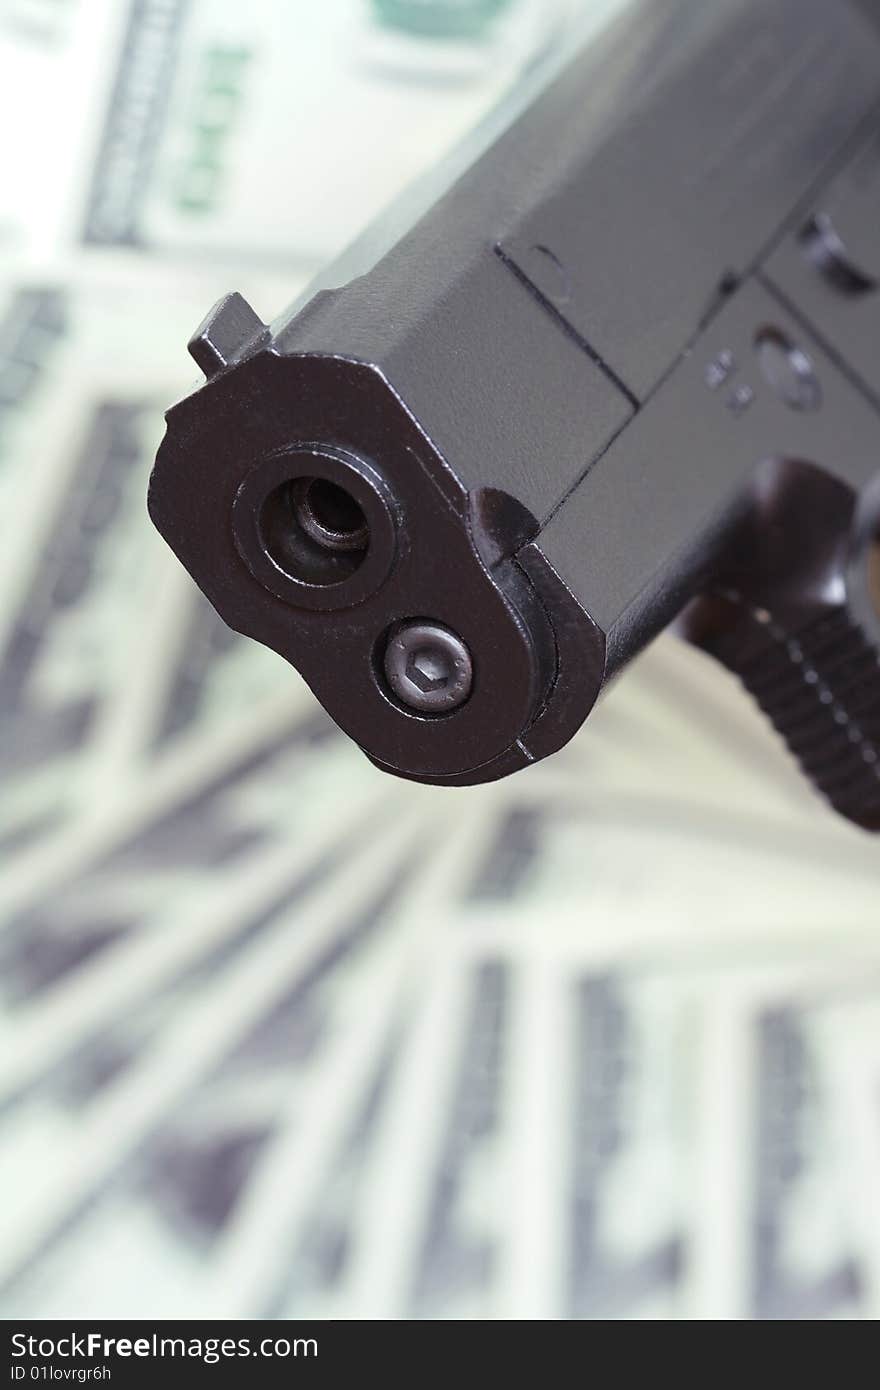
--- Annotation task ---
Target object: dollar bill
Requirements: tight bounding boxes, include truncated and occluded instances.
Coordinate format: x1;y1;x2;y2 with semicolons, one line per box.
0;0;594;265
683;965;880;1320
357;958;686;1320
276;954;880;1320
0;285;68;538
0;787;459;1311
3;767;880;1318
0;260;308;866
0;754;425;1294
810;995;880;1319
0;0;125;256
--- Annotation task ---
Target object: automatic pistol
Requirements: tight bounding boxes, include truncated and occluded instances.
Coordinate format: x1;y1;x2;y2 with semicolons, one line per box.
149;0;880;829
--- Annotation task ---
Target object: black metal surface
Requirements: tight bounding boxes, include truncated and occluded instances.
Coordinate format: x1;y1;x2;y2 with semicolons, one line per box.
149;0;880;828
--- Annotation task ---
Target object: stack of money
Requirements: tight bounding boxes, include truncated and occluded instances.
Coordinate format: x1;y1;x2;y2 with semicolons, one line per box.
1;0;878;1321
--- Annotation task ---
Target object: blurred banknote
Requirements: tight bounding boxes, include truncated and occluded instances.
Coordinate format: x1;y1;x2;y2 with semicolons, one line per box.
0;0;583;263
0;264;309;863
2;0;880;1326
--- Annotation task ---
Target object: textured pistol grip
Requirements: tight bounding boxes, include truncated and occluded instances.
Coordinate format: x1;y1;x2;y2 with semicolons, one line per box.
683;463;880;832
704;597;880;831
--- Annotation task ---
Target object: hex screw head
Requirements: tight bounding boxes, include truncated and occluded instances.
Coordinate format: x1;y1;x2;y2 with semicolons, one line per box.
383;621;473;714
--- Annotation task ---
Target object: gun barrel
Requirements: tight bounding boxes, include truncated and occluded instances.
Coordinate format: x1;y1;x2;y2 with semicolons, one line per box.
149;0;880;824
